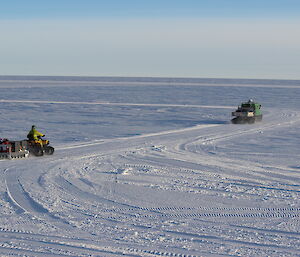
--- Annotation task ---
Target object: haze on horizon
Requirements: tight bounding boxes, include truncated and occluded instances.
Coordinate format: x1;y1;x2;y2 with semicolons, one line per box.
1;0;300;80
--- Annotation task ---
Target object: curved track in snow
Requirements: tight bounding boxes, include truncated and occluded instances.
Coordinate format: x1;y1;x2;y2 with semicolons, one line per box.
1;105;300;256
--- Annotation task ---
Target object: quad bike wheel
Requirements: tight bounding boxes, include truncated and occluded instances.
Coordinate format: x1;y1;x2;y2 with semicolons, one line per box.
32;146;44;156
44;146;54;155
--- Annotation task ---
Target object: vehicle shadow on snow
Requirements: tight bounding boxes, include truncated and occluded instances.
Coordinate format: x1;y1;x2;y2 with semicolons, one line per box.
195;120;228;125
289;165;300;170
155;119;228;127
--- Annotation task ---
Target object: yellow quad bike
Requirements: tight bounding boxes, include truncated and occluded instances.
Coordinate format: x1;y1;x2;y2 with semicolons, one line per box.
27;137;55;157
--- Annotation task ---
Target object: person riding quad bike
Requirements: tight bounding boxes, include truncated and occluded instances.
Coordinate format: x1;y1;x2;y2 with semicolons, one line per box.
26;125;54;156
27;125;45;146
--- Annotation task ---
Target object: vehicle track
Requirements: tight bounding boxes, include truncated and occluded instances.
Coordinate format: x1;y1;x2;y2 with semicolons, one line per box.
49;175;300;220
0;227;204;257
4;168;91;235
180;110;300;153
1;105;300;256
0;99;234;109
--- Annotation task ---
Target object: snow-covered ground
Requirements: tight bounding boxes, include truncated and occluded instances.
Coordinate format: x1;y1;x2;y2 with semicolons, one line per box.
0;76;299;256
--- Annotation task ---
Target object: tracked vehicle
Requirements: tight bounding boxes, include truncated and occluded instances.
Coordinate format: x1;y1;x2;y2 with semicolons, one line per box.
231;99;262;124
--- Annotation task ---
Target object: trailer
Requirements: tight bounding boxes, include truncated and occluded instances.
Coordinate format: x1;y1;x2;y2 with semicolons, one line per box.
0;139;29;159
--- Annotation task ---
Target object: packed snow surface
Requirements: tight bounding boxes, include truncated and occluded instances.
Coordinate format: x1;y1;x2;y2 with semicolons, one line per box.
0;76;300;256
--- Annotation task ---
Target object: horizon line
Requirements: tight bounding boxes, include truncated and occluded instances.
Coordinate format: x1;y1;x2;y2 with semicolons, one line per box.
0;74;299;83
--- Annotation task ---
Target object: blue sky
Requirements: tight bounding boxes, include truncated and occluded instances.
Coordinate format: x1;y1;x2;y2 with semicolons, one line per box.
0;0;300;79
1;0;300;19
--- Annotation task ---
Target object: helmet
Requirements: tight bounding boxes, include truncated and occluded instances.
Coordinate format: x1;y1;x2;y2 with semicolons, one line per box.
32;125;36;128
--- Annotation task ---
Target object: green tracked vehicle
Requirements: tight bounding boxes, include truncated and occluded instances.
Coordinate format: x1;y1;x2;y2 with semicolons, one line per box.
231;99;262;124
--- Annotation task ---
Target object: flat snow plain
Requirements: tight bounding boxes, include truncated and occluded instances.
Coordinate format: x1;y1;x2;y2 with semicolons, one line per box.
0;76;300;256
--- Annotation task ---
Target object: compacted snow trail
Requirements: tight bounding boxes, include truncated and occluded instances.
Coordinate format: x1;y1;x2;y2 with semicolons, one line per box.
0;99;234;110
0;78;300;256
1;108;300;256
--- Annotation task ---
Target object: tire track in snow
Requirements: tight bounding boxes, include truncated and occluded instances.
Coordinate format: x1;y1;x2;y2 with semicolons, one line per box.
123;162;300;194
46;169;299;229
4;169;82;233
181;111;300;152
100;205;300;220
0;227;203;257
53;176;164;217
156;210;300;219
128;150;300;201
5;173;200;256
53;151;299;225
54;123;220;153
161;229;300;255
170;110;300;186
0;99;234;109
0;237;139;257
51;175;300;220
